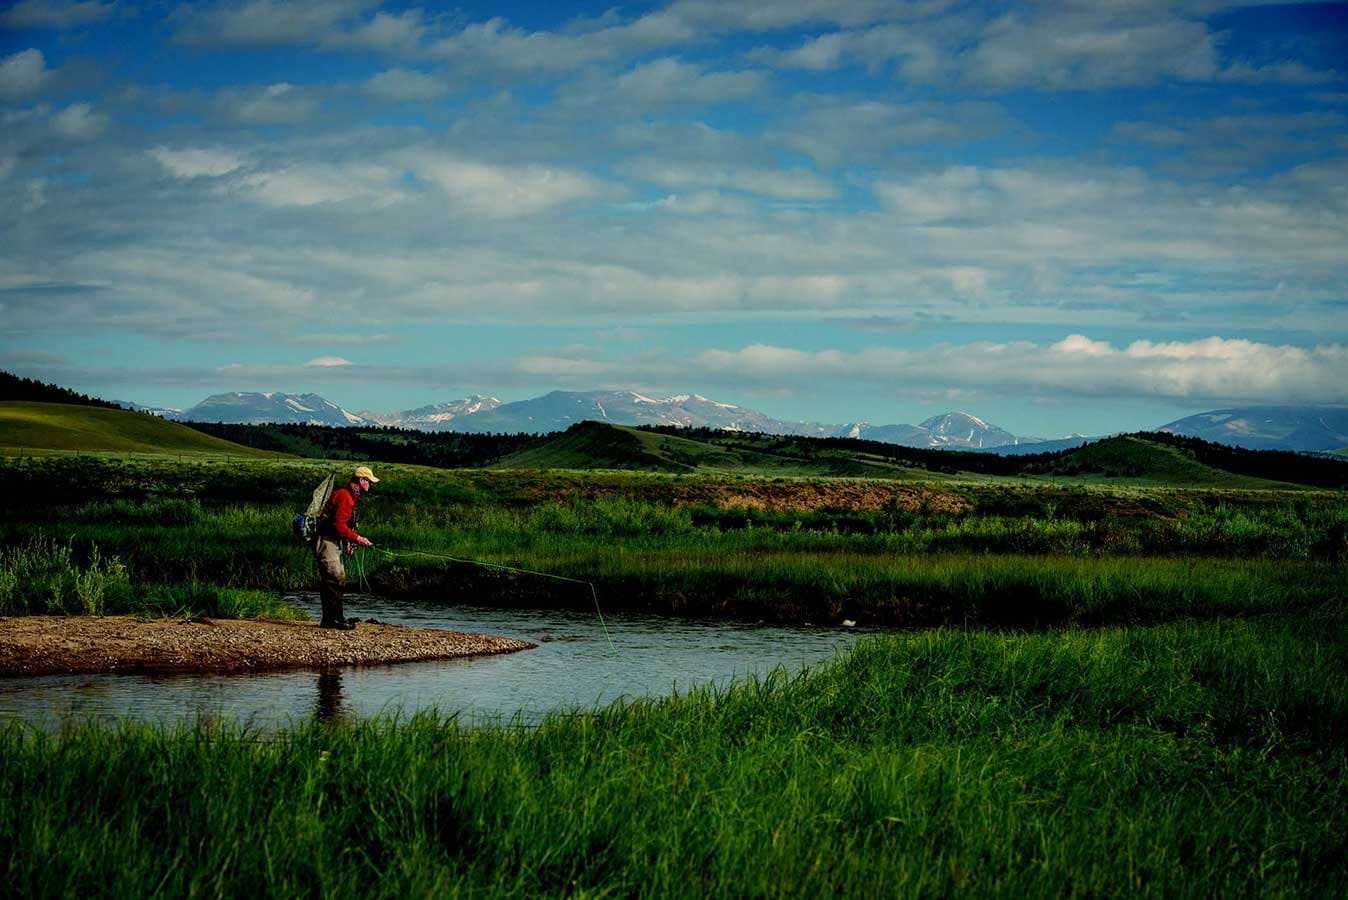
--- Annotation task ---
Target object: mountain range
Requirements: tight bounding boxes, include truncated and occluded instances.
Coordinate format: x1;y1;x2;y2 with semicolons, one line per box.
126;389;1348;454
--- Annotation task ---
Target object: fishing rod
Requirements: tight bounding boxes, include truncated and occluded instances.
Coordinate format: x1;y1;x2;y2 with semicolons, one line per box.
359;545;617;653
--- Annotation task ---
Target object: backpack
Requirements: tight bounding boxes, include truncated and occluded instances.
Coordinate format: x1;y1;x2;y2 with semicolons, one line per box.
292;473;337;543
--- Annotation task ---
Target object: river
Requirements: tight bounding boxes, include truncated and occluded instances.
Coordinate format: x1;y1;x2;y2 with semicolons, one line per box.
0;593;864;730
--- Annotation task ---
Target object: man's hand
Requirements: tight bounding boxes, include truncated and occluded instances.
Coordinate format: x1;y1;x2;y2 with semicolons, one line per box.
355;535;373;548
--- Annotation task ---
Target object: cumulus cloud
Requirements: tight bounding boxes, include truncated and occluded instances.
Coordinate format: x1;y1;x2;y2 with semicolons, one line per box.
683;335;1348;404
758;5;1338;90
397;150;605;217
363;67;447;102
0;0;114;29
150;146;245;178
622;159;836;201
325;8;428;53
1111;111;1347;176
608;57;767;105
50;102;107;139
303;355;353;367
216;83;319;123
174;0;373;47
236;161;406;207
0;49;47;100
771;97;1017;166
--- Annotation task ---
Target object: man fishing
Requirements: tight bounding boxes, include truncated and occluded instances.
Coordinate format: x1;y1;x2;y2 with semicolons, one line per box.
313;465;378;630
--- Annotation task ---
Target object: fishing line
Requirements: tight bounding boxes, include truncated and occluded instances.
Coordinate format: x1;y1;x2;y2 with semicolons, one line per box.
365;546;617;654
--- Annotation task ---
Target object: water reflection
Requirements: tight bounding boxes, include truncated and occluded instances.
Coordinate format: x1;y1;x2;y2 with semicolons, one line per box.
316;670;345;724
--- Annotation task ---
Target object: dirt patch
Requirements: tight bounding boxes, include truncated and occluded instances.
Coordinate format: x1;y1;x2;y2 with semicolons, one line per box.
0;616;534;677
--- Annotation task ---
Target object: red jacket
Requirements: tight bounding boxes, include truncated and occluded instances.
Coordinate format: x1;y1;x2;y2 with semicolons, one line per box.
320;482;362;541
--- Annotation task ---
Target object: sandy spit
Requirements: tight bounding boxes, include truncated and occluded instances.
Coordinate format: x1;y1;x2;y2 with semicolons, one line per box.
0;616;535;676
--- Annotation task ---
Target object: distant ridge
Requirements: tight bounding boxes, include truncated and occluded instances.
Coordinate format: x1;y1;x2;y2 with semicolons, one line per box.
176;392;372;427
1159;406;1348;452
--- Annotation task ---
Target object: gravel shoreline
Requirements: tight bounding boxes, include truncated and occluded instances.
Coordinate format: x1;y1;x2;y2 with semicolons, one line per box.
0;616;535;676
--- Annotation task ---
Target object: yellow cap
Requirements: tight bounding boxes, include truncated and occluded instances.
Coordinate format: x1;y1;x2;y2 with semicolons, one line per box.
353;465;380;483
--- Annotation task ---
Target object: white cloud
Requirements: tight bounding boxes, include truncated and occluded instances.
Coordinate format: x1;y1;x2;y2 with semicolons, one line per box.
772;97;1016;166
304;356;353;367
216;83;319;124
324;9;428;53
757;7;1338;90
687;335;1348;404
150;146;245;178
752;24;941;77
623;159;836;201
364;68;447;102
427;14;695;74
398;150;605;217
0;49;47;100
654;191;755;215
610;57;767;105
175;0;374;47
236;161;405;207
0;0;114;29
51;102;107;138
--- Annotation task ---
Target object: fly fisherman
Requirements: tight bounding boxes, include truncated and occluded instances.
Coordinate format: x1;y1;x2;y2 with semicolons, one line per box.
313;465;378;630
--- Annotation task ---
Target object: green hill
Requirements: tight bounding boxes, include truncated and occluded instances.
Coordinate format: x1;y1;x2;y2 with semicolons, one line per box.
493;421;948;478
493;422;1318;488
0;402;287;458
1038;436;1294;488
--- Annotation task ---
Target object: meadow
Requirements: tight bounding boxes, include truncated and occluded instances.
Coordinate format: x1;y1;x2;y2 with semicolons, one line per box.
1;441;1345;895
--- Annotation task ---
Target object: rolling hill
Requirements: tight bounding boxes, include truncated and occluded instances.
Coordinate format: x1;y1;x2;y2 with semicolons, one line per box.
492;421;1344;489
1037;436;1293;489
493;421;950;479
0;402;287;458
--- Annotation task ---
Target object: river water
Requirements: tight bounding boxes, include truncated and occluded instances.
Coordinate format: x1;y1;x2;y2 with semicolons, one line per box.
0;594;863;731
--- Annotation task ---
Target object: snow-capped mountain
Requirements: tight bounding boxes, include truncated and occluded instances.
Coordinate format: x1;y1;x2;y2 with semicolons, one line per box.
443;390;835;435
175;392;372;427
118;401;185;418
1159;406;1348;452
835;413;1040;449
150;387;1062;450
916;412;1039;449
361;395;502;430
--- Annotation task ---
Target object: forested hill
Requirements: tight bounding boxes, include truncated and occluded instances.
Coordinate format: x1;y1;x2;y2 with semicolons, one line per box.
638;425;1348;488
0;371;122;410
183;421;544;468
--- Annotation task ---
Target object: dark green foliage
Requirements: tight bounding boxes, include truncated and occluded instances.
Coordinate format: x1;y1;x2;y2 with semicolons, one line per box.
0;370;122;410
184;421;543;468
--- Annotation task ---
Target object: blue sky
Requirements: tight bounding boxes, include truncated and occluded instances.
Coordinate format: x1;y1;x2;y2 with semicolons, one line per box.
2;0;1346;435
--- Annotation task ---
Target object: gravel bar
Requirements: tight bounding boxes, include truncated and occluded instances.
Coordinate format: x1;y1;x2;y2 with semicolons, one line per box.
0;616;535;676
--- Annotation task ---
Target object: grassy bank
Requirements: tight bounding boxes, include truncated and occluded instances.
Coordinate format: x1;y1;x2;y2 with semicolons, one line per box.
3;454;1344;626
4;610;1344;897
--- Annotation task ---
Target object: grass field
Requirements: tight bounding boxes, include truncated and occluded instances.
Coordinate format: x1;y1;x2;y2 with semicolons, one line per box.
3;451;1345;624
0;401;287;458
2;405;1345;894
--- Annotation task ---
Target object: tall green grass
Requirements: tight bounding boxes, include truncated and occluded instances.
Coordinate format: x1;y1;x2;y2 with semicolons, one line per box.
0;537;300;619
4;611;1344;896
0;538;132;615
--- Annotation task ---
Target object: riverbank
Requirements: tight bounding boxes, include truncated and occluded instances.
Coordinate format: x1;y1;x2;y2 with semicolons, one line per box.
0;616;534;676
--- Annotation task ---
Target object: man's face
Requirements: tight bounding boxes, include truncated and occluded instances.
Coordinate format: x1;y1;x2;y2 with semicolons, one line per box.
358;476;371;491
